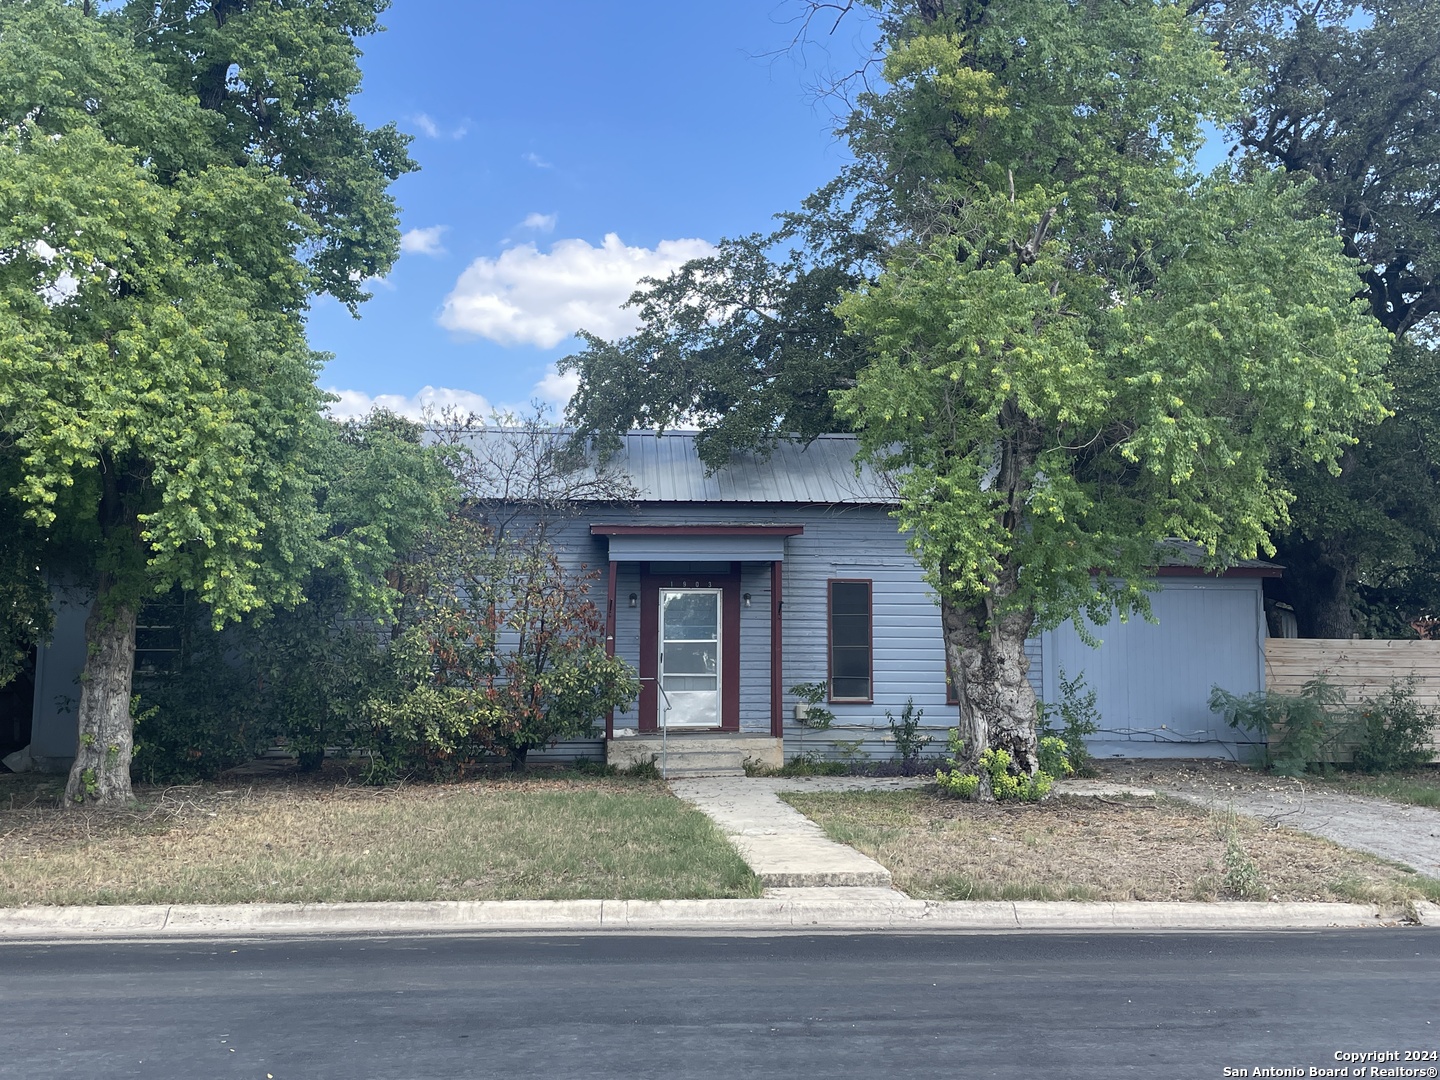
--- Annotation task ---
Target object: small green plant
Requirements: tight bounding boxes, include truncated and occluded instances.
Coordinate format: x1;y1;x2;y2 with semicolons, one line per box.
1209;676;1351;776
833;738;870;767
933;736;1055;801
789;682;835;730
979;748;1054;802
886;697;932;763
1037;735;1072;780
1218;811;1265;899
934;767;980;798
617;755;662;779
1038;667;1099;777
1351;679;1439;773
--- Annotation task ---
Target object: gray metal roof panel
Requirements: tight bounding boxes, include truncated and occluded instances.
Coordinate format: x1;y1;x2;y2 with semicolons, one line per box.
445;429;895;504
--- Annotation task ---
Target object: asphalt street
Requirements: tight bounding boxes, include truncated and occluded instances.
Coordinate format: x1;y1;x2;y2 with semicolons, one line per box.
2;930;1435;1079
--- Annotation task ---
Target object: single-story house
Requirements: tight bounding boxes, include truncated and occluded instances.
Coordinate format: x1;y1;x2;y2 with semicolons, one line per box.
518;432;1274;771
8;431;1276;774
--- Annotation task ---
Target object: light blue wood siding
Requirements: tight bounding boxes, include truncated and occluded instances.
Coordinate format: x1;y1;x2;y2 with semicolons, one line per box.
516;505;1268;762
1043;578;1266;759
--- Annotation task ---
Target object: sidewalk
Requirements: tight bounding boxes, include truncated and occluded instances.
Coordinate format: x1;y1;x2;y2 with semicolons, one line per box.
666;776;927;887
1;895;1429;942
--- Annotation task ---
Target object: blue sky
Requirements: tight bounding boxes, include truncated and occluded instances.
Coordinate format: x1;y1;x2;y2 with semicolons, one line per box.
312;1;871;420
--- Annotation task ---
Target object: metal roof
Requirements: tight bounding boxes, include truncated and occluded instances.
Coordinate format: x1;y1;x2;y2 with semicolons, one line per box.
605;432;895;504
449;428;896;505
1155;540;1283;576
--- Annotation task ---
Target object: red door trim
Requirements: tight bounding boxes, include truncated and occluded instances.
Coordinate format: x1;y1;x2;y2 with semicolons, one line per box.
638;563;741;733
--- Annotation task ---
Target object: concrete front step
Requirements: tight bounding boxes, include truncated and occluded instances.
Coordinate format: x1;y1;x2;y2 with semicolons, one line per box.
661;766;746;779
607;734;782;771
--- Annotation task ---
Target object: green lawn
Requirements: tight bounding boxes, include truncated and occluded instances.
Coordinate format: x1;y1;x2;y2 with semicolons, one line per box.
0;773;761;906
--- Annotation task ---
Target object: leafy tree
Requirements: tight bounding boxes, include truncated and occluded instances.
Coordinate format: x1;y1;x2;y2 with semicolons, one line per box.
0;489;51;690
0;0;414;804
362;416;639;773
834;0;1387;783
560;198;880;468
1200;0;1440;635
128;411;459;781
564;1;1390;789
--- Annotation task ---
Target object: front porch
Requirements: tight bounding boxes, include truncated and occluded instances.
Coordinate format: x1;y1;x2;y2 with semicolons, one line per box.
606;732;783;777
594;524;800;744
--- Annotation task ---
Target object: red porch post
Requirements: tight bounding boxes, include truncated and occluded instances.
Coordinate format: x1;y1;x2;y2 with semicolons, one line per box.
770;559;784;739
604;559;617;740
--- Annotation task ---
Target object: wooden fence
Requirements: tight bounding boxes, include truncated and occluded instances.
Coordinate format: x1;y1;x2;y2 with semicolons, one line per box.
1264;639;1440;760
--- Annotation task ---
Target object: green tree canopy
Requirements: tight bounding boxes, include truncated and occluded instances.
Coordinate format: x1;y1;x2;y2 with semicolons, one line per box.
0;0;415;803
1198;0;1440;637
563;0;1392;790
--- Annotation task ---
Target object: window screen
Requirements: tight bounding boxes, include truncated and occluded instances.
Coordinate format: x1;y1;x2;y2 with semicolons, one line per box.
828;580;872;701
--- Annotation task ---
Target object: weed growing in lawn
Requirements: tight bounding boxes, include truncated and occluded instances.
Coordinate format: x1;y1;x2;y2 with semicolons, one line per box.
1038;668;1100;777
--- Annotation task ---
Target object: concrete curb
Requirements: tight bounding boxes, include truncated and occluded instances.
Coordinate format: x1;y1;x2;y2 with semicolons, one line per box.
0;897;1425;942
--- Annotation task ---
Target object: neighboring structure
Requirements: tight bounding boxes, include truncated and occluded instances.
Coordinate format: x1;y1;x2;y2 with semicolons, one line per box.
10;431;1278;773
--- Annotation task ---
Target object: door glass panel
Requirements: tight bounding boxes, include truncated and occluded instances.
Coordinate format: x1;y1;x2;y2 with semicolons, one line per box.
662;592;719;641
661;691;718;728
662;641;717;675
660;589;721;729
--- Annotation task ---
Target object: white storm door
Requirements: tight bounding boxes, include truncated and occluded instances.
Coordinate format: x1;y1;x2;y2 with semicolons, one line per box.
659;589;721;729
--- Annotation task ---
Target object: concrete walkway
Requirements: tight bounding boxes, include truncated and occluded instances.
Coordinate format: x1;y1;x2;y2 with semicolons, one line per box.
1155;784;1440;879
668;775;1161;891
667;776;927;887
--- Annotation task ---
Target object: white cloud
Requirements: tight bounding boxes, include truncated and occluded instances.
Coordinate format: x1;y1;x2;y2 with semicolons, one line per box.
438;233;716;348
523;152;552;169
532;366;579;407
412;113;468;140
400;225;448;256
520;212;557;234
325;385;493;422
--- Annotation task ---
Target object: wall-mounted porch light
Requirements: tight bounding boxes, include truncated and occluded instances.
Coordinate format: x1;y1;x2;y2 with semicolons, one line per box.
628;592;638;608
743;593;752;607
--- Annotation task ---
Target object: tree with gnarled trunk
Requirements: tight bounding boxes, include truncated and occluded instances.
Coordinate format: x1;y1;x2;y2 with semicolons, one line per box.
833;0;1389;786
0;0;414;804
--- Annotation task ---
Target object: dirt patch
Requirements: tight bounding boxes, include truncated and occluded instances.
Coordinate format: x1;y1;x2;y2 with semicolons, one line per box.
1086;758;1440;879
783;789;1440;907
1093;758;1314;798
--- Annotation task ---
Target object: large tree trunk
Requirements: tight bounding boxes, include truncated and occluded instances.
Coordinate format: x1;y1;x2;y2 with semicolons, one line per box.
944;597;1039;786
1273;539;1357;638
937;406;1043;793
64;581;137;807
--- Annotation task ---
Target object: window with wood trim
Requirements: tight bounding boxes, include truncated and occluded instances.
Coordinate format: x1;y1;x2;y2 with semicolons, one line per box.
828;579;872;702
945;649;959;705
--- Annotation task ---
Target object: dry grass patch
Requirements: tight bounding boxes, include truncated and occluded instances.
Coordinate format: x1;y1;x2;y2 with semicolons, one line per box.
0;772;760;906
782;789;1440;907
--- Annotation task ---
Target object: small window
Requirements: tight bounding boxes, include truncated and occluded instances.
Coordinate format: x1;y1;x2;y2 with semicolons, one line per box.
828;580;872;702
945;649;959;705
